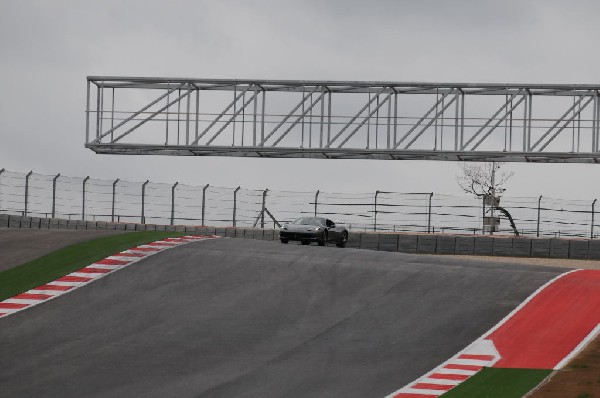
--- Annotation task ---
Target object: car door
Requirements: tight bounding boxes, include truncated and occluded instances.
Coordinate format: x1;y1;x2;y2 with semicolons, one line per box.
325;219;339;241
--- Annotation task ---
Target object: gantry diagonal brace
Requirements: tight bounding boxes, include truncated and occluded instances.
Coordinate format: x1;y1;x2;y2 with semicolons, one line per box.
271;89;327;146
462;89;526;151
531;91;594;152
336;88;393;148
259;85;322;146
113;86;194;144
205;86;262;145
394;89;458;149
191;84;255;145
326;86;388;148
92;82;186;144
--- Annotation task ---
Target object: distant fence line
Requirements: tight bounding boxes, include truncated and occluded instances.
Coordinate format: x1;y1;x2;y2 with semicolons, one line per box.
0;168;598;238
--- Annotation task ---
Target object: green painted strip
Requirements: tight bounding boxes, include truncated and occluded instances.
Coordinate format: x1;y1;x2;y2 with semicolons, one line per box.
440;368;552;398
0;231;184;302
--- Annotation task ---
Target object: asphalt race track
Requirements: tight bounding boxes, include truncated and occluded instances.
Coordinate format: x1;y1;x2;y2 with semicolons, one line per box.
0;238;566;398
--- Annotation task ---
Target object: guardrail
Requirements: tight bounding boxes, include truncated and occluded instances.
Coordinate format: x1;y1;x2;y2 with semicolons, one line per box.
2;214;597;260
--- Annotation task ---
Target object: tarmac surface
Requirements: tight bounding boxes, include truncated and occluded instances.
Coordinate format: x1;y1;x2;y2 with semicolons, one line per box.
0;228;124;272
0;238;566;398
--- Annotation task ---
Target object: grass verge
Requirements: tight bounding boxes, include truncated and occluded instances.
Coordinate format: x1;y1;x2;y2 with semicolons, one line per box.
0;231;184;301
440;368;552;398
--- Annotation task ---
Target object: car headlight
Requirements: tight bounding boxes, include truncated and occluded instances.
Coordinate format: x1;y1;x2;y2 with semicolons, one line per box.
315;227;321;231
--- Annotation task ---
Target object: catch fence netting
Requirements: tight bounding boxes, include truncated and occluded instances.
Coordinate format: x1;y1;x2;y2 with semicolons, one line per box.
0;169;597;238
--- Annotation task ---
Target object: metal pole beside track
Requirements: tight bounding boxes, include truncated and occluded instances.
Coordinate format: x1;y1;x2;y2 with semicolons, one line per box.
111;179;119;223
233;186;240;227
428;193;433;233
202;184;209;226
592;199;597;239
141;180;149;224
0;168;5;214
82;176;90;220
537;195;543;237
24;171;33;217
171;182;178;226
261;189;268;229
314;190;319;217
374;190;380;231
52;173;60;218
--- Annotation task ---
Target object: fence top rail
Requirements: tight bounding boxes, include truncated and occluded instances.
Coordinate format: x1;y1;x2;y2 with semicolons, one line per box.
87;76;600;95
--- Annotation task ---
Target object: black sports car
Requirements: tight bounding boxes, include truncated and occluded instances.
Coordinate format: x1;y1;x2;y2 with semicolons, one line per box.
279;217;348;247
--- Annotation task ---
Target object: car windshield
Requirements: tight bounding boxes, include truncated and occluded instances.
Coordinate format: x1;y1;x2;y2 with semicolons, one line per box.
291;217;325;226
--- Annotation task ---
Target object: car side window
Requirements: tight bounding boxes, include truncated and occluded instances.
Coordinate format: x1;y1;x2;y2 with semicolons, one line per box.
326;219;334;228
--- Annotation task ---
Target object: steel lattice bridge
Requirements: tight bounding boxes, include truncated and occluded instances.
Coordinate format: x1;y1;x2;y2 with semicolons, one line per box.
86;76;600;163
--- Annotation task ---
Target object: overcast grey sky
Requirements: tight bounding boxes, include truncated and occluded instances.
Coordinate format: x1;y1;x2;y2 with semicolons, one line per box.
1;0;600;198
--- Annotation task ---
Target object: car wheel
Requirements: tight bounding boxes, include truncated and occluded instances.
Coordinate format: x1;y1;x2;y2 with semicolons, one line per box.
336;231;348;248
318;231;328;246
280;238;289;244
301;240;310;245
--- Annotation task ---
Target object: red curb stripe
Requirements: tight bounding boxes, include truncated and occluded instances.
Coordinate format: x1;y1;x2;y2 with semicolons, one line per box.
129;247;161;252
412;383;453;391
428;373;469;381
458;354;495;361
444;364;483;371
393;394;439;398
0;313;5;316
13;293;52;300
114;252;146;257
146;242;176;246
0;302;30;309
95;258;131;265
34;284;73;291
76;267;112;274
57;275;93;283
489;269;600;369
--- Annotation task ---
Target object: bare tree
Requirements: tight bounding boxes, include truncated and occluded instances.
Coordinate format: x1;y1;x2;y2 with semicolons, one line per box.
457;162;519;235
456;162;514;198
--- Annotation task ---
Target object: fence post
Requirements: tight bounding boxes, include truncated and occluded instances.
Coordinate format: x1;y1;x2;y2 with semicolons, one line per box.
52;173;60;218
82;176;90;220
141;180;149;224
374;190;380;231
111;179;119;222
171;182;178;225
592;199;597;239
24;171;33;216
202;184;209;226
314;190;319;216
427;192;433;233
482;196;486;235
233;186;240;227
537;195;542;237
0;168;5;213
261;189;268;229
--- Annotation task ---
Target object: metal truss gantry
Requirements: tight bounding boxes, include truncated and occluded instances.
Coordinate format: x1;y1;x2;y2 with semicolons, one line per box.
86;77;600;163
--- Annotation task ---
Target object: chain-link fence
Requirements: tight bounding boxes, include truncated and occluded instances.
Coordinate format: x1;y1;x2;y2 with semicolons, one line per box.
0;168;598;238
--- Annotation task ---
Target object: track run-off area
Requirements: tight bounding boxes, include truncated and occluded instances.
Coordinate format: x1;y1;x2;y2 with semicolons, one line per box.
1;235;600;397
